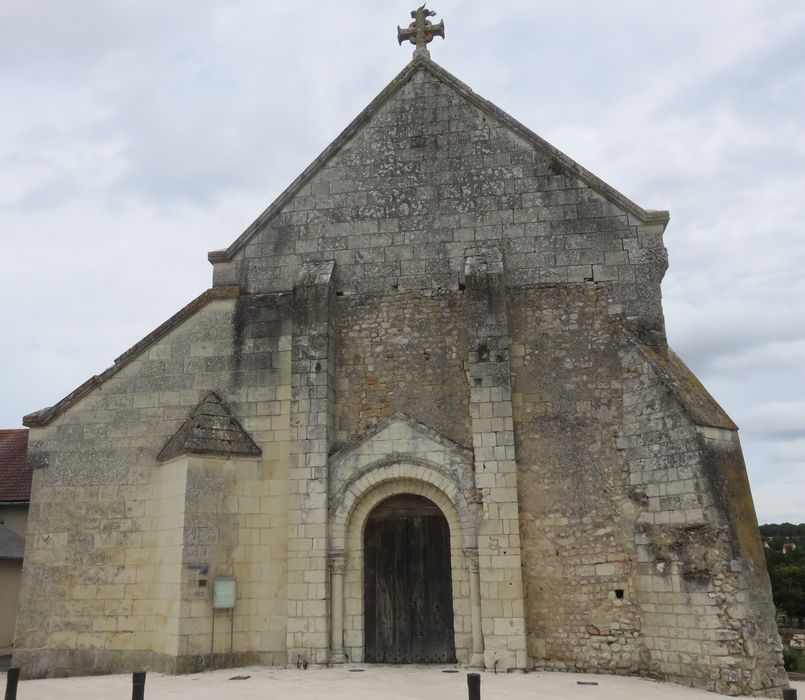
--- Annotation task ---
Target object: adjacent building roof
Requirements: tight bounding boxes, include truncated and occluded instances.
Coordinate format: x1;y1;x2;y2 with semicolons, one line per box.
0;429;33;502
0;524;25;560
157;391;262;463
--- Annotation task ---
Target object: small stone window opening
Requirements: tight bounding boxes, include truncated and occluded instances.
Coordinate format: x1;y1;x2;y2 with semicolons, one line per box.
615;589;624;599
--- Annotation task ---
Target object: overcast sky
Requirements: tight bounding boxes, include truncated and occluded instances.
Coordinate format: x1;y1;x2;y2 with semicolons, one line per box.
1;1;803;524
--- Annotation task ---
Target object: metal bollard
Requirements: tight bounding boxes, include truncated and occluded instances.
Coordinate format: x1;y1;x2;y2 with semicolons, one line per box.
783;689;797;700
132;671;147;700
467;672;481;700
4;668;20;700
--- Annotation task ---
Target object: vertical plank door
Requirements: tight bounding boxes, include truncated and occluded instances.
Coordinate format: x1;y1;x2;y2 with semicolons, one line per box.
364;495;456;663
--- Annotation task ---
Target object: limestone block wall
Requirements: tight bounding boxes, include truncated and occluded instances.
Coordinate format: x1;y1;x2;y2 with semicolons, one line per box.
329;273;530;669
464;249;527;670
212;62;669;348
697;429;784;694
17;425;188;677
286;264;336;666
15;291;294;677
509;285;643;673
227;451;290;665
169;454;289;672
334;290;471;449
150;458;188;660
621;341;786;695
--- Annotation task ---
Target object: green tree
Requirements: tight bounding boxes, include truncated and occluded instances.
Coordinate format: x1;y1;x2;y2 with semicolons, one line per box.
762;524;805;619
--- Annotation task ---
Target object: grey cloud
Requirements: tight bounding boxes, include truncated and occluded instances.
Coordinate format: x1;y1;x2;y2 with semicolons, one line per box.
0;1;215;76
665;301;805;373
740;403;805;442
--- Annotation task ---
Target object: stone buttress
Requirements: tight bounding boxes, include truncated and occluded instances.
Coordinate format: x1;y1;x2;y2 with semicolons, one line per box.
287;262;337;666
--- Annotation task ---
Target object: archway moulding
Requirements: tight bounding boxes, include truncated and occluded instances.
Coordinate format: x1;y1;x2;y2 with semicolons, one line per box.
333;472;478;665
331;463;477;551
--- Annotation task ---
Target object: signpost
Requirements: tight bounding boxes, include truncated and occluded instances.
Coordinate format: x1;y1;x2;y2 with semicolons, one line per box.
211;578;236;668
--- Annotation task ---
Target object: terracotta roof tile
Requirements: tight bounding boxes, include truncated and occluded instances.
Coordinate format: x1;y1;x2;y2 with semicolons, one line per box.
0;429;33;502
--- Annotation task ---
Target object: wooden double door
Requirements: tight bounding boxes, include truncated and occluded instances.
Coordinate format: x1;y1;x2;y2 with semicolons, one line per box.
363;494;456;664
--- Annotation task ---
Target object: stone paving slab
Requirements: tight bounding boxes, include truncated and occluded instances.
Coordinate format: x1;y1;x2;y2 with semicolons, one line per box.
1;666;803;700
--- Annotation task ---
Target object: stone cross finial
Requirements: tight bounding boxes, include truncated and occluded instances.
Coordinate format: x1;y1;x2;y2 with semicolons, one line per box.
397;5;445;58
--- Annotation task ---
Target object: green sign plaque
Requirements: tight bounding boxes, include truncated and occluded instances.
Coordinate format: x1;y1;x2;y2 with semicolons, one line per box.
213;577;236;609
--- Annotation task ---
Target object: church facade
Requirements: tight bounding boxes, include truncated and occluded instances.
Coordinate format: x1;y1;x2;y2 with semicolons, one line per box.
14;24;785;695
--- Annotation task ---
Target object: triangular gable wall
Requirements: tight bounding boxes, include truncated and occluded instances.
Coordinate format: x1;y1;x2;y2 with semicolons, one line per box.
210;55;667;264
208;55;671;302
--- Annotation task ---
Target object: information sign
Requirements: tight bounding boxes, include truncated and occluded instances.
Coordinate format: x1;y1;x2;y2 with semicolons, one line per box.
213;578;236;609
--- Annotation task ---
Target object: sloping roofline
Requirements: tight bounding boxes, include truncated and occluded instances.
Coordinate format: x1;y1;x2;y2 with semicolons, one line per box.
208;54;669;264
619;326;738;432
23;286;240;429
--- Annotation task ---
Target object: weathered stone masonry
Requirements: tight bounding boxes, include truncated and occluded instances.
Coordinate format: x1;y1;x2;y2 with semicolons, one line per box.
14;53;785;695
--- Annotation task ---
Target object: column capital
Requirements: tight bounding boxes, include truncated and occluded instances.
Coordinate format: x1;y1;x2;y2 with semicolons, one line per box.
464;547;480;572
329;551;347;574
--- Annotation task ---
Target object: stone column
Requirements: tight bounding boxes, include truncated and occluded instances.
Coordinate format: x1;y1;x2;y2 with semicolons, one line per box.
465;548;484;667
329;551;347;664
287;261;337;666
464;247;527;671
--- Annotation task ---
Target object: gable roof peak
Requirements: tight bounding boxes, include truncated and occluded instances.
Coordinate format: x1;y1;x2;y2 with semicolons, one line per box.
208;55;668;265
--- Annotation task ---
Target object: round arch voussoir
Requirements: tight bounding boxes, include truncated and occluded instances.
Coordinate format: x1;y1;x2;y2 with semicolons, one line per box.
331;462;471;551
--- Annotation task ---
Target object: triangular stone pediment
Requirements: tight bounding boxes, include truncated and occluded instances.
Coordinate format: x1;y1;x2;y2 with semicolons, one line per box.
330;414;472;471
157;391;261;463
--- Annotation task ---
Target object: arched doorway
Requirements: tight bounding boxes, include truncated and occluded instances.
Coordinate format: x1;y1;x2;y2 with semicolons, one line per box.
363;493;456;663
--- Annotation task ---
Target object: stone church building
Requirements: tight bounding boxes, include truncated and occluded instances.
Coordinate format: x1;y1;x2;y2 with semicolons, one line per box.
14;10;785;696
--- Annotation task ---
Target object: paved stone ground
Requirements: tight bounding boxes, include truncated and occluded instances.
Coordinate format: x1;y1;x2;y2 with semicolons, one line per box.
1;665;802;700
